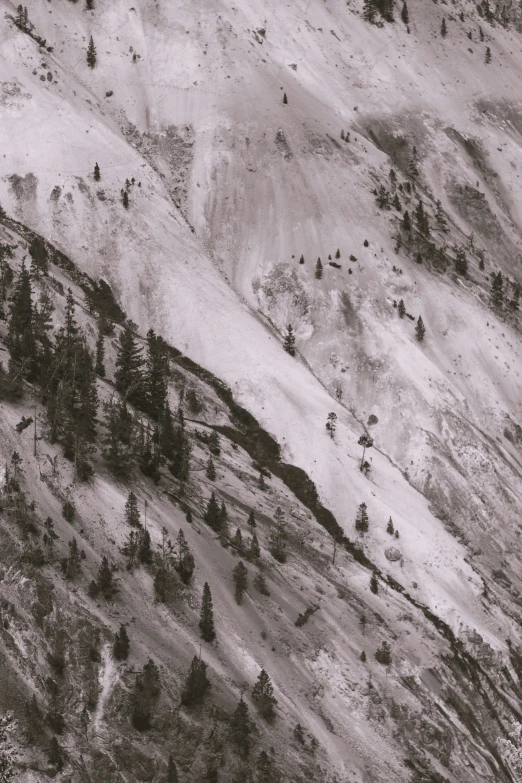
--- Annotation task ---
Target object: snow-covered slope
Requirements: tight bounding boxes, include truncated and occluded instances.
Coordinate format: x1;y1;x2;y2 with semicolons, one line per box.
2;0;522;780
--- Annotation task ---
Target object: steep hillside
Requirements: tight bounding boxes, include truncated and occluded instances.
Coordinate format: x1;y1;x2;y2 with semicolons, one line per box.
2;0;522;781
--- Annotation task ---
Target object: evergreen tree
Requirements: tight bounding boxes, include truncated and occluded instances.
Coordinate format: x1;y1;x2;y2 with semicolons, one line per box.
335;248;341;259
121;530;140;569
282;92;288;104
326;411;337;438
414;200;430;235
455;247;468;277
252;669;277;721
7;264;36;380
232;527;244;554
233;561;248;604
398;299;406;318
254;570;270;595
357;432;373;469
113;624;130;660
206;456;216;481
144;329;169;418
180;655;211;705
166;756;178;783
122;190;129;208
66;538;81;579
87;36;97;68
363;0;376;23
415;316;426;342
204;492;221;532
435;200;447;231
139;529;153;564
315;258;323;279
29;237;48;278
229;698;252;756
93;162;100;181
125;491;141;527
93;556;117;600
174;528;194;584
95;330;105;377
247;533;260;561
199;582;216;642
402;210;411;231
376;185;390;209
114;325;143;406
485;46;491;63
386;516;394;535
355;502;369;534
491;271;504;309
441;17;447;37
401;1;409;24
131;658;161;730
510;284;520;312
283;324;296;356
392;193;402;211
247;509;256;529
86;0;94;9
370;571;379;594
103;399;134;479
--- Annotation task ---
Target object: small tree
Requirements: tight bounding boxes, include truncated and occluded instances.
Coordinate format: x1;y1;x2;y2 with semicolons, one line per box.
282;92;288;104
204;492;221;532
355;502;369;534
125;491;141;527
268;507;287;563
315;258;323;279
254;570;270;595
233;561;248;604
122;190;129;208
247;509;256;529
401;1;409;24
95;331;105;377
485;46;491;63
181;656;211;706
326;412;337;439
93;162;100;181
48;736;64;771
113;624;130;660
247;533;260;561
87;36;97;68
131;659;161;730
455;247;468;277
402;210;411;231
229;698;252;756
252;669;277;721
199;583;216;642
491;271;504;309
66;538;82;580
206;457;216;481
415;316;426;342
398;299;406;318
441;17;447;37
283;324;296;356
375;640;391;665
358;433;373;469
386;516;394;535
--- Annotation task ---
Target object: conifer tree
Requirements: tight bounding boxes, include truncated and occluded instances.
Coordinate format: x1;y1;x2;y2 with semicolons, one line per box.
268;507;287;563
121;530;140;569
91;556;117;600
7;264;36;380
247;509;256;529
230;698;252;756
181;655;211;705
206;456;216;481
248;533;260;561
144;329;169;418
363;0;376;23
485;46;491;63
199;582;216;642
95;330;105;377
122;190;129;208
401;1;409;24
93;162;100;181
166;756;178;782
254;570;270;595
414;200;430;236
233;561;248;604
29;237;48;278
66;538;82;579
252;669;277;721
115;325;143;405
386;517;394;535
355;502;369;534
315;258;323;279
415;316;426;342
370;571;379;594
125;490;140;527
375;640;392;664
86;0;95;9
204;492;221;532
283;324;296;356
131;658;161;730
398;299;406;318
335;248;341;259
455;247;468;277
435;200;447;232
174;528;195;584
376;185;390;209
491;271;504;309
282;92;288;104
87;36;97;68
103;399;134;479
357;432;373;469
232;527;244;554
139;529;153;564
113;624;130;660
510;284;520;312
326;411;337;439
402;210;411;231
392;193;402;211
441;17;447;37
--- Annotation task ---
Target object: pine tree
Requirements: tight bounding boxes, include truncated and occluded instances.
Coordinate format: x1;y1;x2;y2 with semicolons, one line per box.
392;193;402;211
415;316;426;342
199;582;216;642
315;258;323;279
376;185;390;209
510;284;520;312
326;411;337;439
139;529;153;564
247;533;260;561
398;299;406;318
357;432;373;469
232;527;244;554
93;162;100;181
229;698;252;756
206;457;216;481
402;210;411;231
414;200;430;236
29;237;48;278
166;756;178;782
401;1;409;24
355;502;369;534
363;0;376;23
87;36;97;68
233;561;248;604
114;325;143;406
455;247;468;277
491;271;504;309
144;329;169;419
247;509;256;529
435;200;447;232
121;530;140;569
283;324;296;356
441;17;447;37
485;46;491;63
204;492;222;532
252;669;277;721
370;571;379;594
335;248;341;259
95;330;105;377
86;0;94;9
132;658;161;730
282;92;288;104
96;556;117;600
7;264;36;380
254;570;270;595
174;528;194;584
66;538;82;579
113;624;130;660
181;655;211;705
386;516;394;535
103;400;134;479
268;507;287;563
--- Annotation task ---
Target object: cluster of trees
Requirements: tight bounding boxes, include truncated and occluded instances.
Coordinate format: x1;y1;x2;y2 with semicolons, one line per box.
363;0;394;23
